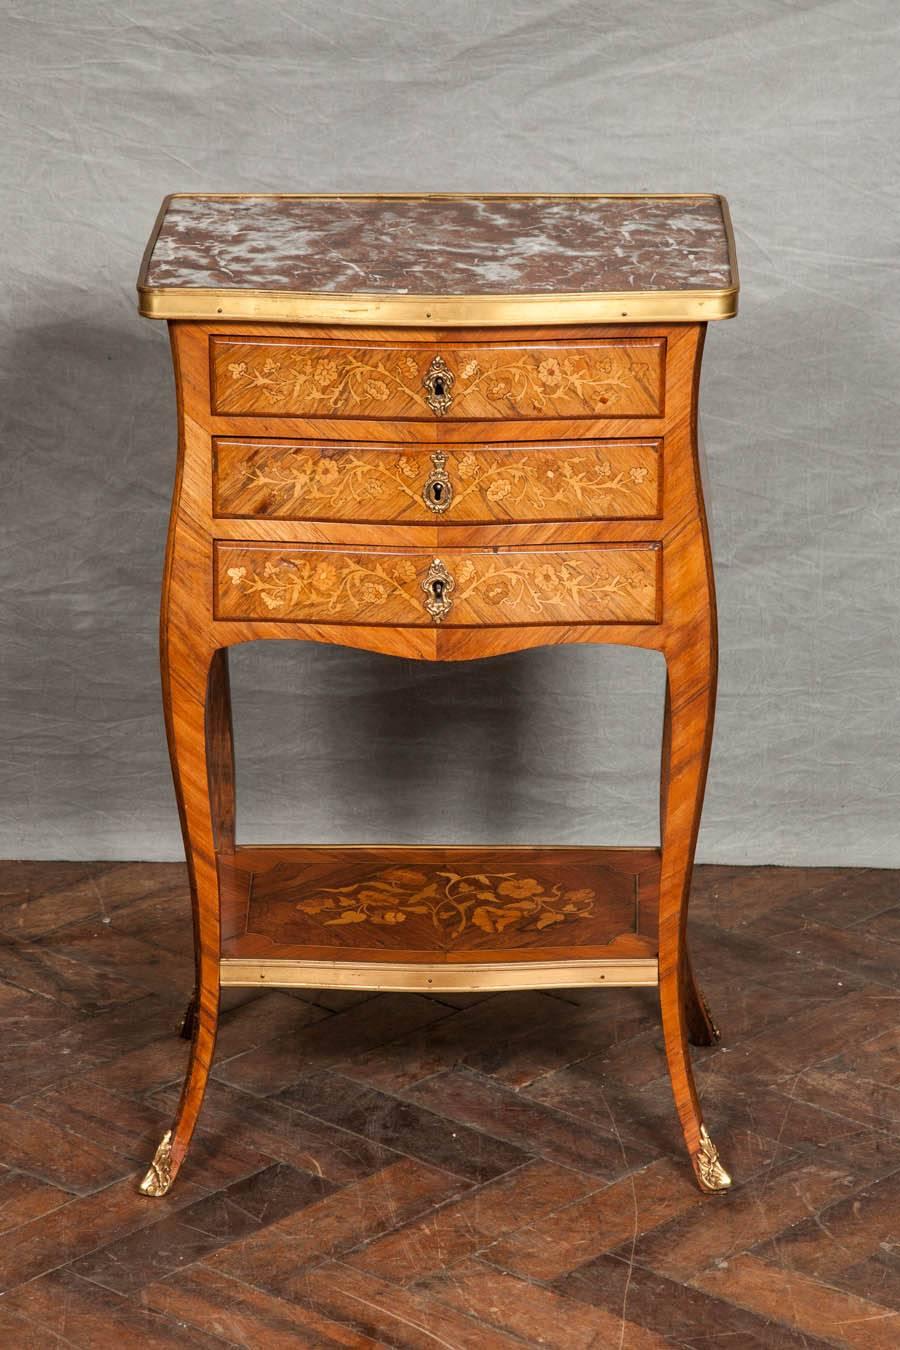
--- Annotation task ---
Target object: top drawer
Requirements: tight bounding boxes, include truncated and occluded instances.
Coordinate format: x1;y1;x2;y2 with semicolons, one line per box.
210;337;665;422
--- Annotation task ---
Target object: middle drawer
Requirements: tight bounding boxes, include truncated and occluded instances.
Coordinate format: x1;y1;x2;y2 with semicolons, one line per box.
213;437;662;524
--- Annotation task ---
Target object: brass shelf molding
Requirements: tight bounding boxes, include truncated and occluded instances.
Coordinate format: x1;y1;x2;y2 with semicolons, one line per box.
219;956;660;993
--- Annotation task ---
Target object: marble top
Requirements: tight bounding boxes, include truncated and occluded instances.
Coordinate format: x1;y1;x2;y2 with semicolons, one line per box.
141;195;735;299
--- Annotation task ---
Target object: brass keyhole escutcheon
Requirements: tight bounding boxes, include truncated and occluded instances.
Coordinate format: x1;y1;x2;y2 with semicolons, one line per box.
422;557;455;623
423;354;454;416
422;451;453;514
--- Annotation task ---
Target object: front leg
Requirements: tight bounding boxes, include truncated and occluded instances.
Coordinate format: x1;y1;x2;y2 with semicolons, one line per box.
658;639;730;1193
140;640;230;1197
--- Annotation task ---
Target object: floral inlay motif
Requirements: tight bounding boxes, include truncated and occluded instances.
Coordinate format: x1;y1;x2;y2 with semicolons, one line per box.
223;550;653;620
448;557;644;611
293;866;598;937
447;451;654;513
226;446;657;519
218;343;659;416
223;349;420;412
455;349;654;413
236;452;398;512
225;556;420;614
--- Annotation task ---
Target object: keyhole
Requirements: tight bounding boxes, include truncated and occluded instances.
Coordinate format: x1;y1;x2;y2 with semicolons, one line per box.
432;377;444;397
432;482;443;503
432;580;444;601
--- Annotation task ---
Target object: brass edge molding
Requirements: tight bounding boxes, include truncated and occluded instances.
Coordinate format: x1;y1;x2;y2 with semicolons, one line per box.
138;286;738;325
156;191;730;200
718;193;741;298
137;192;739;325
228;842;662;855
219;956;659;992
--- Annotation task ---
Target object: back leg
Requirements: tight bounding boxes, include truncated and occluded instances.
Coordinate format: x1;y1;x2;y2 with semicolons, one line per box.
179;989;198;1041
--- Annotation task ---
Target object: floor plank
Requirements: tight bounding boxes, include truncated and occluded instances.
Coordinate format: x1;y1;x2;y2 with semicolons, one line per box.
0;859;898;1348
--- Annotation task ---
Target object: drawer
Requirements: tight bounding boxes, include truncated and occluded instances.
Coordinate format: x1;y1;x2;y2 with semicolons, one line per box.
213;437;662;523
215;543;660;627
210;337;665;421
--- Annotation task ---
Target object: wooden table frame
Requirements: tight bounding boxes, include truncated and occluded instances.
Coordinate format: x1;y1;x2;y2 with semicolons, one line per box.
138;319;731;1200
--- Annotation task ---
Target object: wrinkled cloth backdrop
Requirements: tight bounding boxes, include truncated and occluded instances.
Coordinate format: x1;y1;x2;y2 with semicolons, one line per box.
2;1;898;863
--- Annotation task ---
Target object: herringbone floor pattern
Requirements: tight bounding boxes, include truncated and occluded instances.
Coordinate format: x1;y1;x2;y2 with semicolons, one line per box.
0;861;898;1347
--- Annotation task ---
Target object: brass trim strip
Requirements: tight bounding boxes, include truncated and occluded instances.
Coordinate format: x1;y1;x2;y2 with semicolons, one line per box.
137;192;739;326
219;956;659;992
230;842;661;856
139;286;737;326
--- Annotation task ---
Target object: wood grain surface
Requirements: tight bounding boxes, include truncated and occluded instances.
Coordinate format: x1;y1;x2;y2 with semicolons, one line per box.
1;860;897;1347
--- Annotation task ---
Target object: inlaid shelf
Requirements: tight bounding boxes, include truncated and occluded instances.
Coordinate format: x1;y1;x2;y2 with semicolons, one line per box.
217;845;661;992
135;193;738;1203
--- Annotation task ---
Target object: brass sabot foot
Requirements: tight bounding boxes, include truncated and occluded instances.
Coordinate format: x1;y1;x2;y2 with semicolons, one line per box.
692;1125;731;1193
139;1130;174;1197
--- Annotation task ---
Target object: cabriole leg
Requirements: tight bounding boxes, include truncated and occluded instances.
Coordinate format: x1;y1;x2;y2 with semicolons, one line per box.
140;643;233;1197
658;645;730;1193
661;676;721;1049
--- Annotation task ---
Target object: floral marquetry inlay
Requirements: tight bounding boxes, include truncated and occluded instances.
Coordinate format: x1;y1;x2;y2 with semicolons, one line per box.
228;845;661;959
213;438;661;523
211;338;665;419
454;349;656;416
216;545;659;627
219;346;420;415
294;866;599;938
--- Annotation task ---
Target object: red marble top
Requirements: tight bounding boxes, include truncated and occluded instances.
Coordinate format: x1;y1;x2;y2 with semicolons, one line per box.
141;194;736;298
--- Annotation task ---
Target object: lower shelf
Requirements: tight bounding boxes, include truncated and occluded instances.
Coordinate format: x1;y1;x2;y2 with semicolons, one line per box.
219;844;661;983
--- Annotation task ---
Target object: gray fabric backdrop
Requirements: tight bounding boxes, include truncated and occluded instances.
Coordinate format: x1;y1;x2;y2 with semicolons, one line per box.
2;1;898;864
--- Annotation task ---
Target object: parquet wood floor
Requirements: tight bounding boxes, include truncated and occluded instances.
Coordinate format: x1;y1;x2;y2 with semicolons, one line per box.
0;861;897;1347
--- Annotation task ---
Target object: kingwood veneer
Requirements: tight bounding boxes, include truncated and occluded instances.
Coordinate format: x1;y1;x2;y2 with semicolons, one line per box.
135;193;739;1198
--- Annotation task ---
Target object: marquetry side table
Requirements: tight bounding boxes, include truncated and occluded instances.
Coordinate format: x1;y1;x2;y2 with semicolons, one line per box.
135;193;739;1199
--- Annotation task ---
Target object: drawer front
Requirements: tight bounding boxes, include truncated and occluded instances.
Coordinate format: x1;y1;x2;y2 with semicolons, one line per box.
215;543;660;627
213;437;662;523
210;338;665;421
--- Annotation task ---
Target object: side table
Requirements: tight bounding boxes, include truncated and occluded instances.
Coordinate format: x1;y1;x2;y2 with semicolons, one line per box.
135;193;739;1197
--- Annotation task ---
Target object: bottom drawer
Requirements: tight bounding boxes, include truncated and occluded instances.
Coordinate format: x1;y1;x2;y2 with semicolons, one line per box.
215;542;660;627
